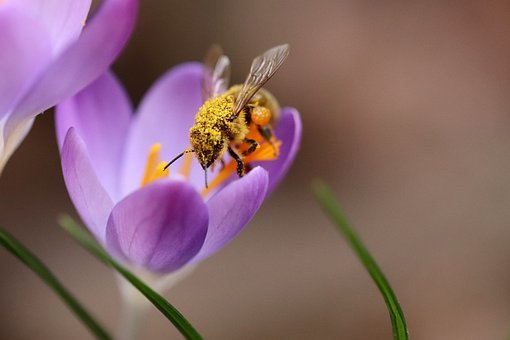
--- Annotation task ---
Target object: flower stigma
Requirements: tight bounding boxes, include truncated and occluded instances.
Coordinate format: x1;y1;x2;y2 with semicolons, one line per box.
140;143;169;187
141;143;197;187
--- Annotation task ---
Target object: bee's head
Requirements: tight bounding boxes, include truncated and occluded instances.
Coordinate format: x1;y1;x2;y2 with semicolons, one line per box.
189;126;225;170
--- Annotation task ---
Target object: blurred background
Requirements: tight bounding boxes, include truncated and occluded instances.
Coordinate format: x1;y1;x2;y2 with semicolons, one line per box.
2;0;510;339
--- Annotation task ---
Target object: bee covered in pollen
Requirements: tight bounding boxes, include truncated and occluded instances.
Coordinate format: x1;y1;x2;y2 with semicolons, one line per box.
164;44;290;188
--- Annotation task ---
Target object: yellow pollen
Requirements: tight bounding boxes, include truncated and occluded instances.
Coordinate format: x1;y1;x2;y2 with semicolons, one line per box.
81;20;87;27
141;143;169;187
201;140;282;197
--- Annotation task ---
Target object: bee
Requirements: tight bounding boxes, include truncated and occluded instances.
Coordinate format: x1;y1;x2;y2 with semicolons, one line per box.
164;44;290;187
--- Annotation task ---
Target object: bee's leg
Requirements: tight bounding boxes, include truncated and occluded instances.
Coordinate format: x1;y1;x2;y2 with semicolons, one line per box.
243;107;252;124
242;138;259;156
228;146;245;177
258;125;279;156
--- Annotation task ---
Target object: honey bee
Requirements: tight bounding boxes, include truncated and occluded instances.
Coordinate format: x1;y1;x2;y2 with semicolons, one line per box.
164;44;290;187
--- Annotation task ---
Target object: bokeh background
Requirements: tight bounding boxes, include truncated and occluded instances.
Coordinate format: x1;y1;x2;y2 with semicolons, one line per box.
2;1;510;339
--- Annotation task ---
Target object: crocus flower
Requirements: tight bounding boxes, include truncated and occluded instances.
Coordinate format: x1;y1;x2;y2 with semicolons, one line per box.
0;0;137;174
56;63;301;280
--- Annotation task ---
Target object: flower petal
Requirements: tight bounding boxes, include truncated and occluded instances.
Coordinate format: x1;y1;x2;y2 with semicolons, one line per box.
0;4;52;120
192;166;268;263
16;0;91;54
255;107;302;195
6;0;138;135
120;63;204;196
106;180;208;273
61;128;114;244
56;71;133;200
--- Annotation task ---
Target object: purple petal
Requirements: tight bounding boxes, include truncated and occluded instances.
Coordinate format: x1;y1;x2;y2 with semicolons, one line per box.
120;63;204;196
192;166;268;263
0;5;52;119
255;107;302;195
61;128;114;244
16;0;91;54
106;180;208;273
56;72;133;200
6;0;138;135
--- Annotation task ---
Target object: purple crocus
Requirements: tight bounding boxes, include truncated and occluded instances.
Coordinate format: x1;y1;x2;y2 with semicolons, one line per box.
0;0;137;174
56;63;301;277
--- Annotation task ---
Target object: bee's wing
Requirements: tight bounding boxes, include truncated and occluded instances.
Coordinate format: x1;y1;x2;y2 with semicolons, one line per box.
212;55;231;96
202;45;231;101
233;44;290;116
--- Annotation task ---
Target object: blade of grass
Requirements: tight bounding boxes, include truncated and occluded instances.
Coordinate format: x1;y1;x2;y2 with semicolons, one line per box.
312;180;409;340
0;228;111;340
58;215;203;340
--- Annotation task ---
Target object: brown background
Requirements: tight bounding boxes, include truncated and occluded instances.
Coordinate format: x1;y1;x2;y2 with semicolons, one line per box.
2;1;510;339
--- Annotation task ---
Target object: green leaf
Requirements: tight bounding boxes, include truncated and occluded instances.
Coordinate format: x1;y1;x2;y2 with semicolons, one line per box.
0;228;111;340
312;180;409;340
58;215;203;340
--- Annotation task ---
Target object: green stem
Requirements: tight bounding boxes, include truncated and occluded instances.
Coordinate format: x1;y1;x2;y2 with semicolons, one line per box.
117;280;151;340
0;228;111;340
312;180;409;340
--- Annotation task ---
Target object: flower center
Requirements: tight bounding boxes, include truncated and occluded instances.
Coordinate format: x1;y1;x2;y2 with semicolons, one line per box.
141;127;281;194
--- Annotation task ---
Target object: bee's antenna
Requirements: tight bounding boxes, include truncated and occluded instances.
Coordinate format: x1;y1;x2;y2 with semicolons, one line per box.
204;168;208;188
164;149;194;171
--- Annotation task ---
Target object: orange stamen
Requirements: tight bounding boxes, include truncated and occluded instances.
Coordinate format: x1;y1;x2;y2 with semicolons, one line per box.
202;161;238;197
245;123;262;141
201;140;282;197
140;143;169;187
